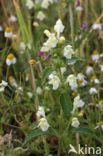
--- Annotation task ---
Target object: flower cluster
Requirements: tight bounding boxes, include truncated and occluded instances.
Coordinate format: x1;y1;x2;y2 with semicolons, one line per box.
37;106;50;131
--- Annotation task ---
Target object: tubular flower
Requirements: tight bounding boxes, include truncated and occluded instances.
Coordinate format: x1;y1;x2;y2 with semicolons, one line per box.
63;45;74;59
71;117;80;128
54;19;65;38
26;0;34;9
36;106;45;118
66;74;78;91
48;72;60;90
72;95;85;113
36;11;46;21
38;118;50;131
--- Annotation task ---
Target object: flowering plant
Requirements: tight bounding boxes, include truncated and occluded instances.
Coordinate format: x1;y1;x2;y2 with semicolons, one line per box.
0;0;103;155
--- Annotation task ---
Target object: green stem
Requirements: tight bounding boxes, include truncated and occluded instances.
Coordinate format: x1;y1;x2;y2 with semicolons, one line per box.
57;109;63;156
6;66;9;80
43;137;49;156
30;64;39;108
69;4;75;50
13;65;18;80
85;0;88;22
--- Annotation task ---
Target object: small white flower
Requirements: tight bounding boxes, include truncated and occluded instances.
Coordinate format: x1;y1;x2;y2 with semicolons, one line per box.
27;92;33;98
20;42;26;51
92;50;100;62
99;100;103;109
12;33;17;38
74;95;85;108
77;73;86;80
92;24;102;30
9;76;17;87
63;45;74;59
71;117;80;128
43;33;58;51
45;33;58;48
9;16;17;22
72;95;85;113
54;19;65;38
59;36;65;42
99;64;103;72
91;76;99;84
38;118;50;131
60;67;66;75
4;27;13;38
6;53;16;66
86;66;93;75
48;72;60;90
95;121;103;130
100;53;103;58
35;0;42;4
0;80;8;92
0;26;3;31
25;73;30;81
26;43;31;49
37;11;46;21
75;35;82;41
44;30;51;37
26;0;34;9
66;74;78;90
45;86;50;90
92;21;102;30
41;0;49;9
89;87;97;95
48;76;60;90
41;45;50;52
77;73;87;86
37;106;45;118
15;86;23;95
33;21;39;27
36;87;42;95
76;6;83;11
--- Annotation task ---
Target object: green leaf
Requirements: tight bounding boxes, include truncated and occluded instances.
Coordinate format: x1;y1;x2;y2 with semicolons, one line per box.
41;67;53;85
66;57;82;64
13;1;30;43
60;92;73;119
24;128;56;146
68;127;102;144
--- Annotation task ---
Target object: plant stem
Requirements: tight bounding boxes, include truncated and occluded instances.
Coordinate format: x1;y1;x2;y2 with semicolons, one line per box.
69;4;75;50
85;0;88;21
43;137;49;156
57;109;63;156
6;66;9;80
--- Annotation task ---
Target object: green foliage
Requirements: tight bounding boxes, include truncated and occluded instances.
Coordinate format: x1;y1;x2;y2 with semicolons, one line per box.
24;128;56;146
68;126;102;144
60;92;73;119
